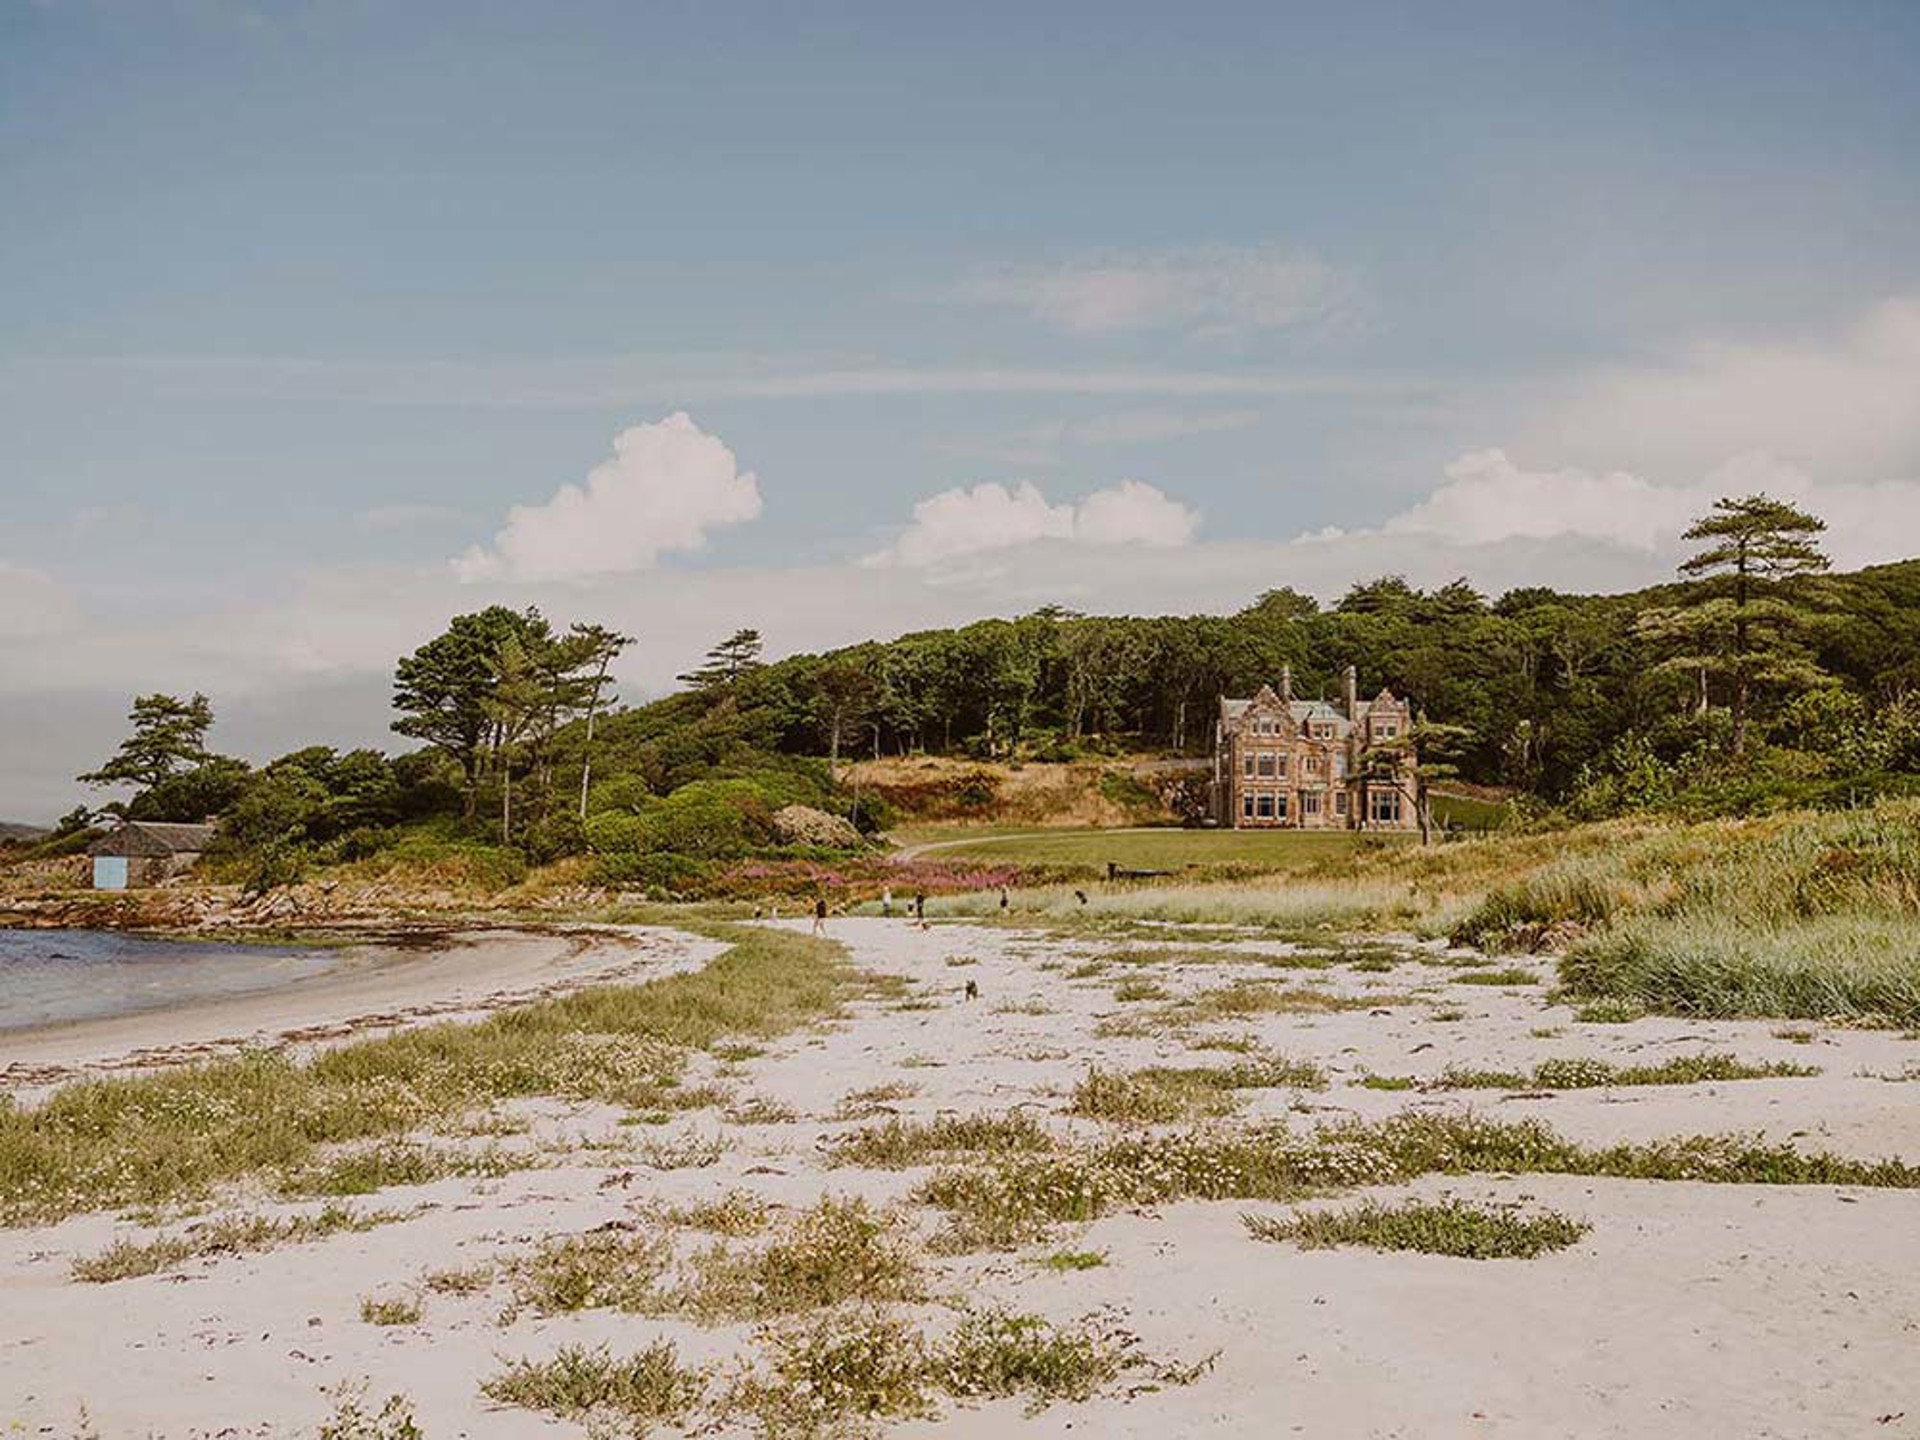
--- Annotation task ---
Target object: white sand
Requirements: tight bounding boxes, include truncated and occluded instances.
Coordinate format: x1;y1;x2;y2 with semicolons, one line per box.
3;917;1918;1438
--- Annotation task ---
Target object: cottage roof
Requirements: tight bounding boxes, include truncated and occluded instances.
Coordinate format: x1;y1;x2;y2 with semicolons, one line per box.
89;821;218;858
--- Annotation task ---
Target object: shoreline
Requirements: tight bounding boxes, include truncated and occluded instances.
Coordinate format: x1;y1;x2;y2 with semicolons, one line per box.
0;924;721;1095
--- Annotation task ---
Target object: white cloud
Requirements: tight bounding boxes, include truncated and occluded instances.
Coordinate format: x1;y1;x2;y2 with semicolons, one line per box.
955;244;1358;337
1528;293;1920;481
1356;446;1920;572
868;479;1200;567
454;412;762;582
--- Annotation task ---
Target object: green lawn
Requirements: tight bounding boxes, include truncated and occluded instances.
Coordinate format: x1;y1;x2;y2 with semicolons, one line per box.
896;826;1395;873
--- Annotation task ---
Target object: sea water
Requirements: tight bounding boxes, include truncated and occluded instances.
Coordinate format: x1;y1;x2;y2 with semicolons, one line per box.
0;929;341;1032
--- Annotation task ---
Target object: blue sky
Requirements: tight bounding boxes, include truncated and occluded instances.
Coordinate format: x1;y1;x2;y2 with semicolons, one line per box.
4;0;1920;816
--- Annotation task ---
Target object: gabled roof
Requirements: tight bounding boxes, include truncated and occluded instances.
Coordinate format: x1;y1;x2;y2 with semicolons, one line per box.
90;821;218;857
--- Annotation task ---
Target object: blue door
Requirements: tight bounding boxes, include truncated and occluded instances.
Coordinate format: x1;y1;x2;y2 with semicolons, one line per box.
93;856;129;890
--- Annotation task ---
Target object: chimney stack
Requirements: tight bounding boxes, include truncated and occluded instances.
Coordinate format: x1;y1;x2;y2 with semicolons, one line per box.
1343;665;1357;715
1280;664;1293;704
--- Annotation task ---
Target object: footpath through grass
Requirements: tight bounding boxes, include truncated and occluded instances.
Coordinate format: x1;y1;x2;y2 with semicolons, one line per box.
0;921;864;1224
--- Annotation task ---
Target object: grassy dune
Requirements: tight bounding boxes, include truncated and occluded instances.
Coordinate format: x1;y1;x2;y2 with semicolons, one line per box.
929;800;1920;1024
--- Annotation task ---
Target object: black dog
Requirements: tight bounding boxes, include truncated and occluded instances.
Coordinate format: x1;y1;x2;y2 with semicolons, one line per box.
964;979;980;1001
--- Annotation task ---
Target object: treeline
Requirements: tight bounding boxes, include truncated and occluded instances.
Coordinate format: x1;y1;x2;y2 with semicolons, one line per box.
52;495;1920;883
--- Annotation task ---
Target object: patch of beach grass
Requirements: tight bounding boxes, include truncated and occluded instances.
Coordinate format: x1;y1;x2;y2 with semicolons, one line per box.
914;1111;1920;1251
676;1196;923;1322
1034;1249;1106;1272
1068;1056;1327;1123
1245;1198;1589;1259
316;1385;423;1440
664;1189;772;1236
276;1141;531;1198
1450;966;1541;986
506;1226;676;1314
827;1112;1056;1169
482;1341;706;1433
71;1203;405;1282
422;1261;494;1295
1403;1053;1818;1091
833;1082;920;1120
359;1293;423;1326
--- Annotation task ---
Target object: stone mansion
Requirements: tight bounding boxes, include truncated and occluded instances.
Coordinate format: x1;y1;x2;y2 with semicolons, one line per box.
1211;666;1418;830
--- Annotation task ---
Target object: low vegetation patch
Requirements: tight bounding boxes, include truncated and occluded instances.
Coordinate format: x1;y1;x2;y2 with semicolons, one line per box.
482;1340;707;1432
833;1082;920;1120
276;1141;530;1198
664;1189;772;1236
678;1196;923;1322
826;1112;1056;1169
914;1111;1920;1251
71;1203;404;1282
1406;1053;1818;1091
1450;966;1541;986
1068;1056;1327;1123
506;1225;676;1314
1244;1198;1590;1259
359;1293;423;1325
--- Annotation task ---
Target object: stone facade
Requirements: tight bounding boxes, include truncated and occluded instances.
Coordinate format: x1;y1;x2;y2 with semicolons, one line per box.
1211;666;1417;830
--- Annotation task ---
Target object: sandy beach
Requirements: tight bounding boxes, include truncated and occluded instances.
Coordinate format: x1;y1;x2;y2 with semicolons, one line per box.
3;916;1918;1438
0;926;721;1093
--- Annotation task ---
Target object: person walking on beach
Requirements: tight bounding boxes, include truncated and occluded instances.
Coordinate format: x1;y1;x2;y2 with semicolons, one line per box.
881;886;894;917
811;896;828;936
999;885;1010;914
913;891;928;929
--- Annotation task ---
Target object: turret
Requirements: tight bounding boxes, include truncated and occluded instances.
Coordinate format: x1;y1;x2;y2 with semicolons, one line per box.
1343;665;1357;716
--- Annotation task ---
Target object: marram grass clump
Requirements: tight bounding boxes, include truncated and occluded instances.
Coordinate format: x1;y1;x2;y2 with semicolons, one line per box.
1244;1198;1589;1259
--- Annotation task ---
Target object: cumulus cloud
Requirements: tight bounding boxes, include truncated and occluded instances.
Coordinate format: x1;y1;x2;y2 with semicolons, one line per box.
868;479;1200;567
956;244;1357;337
454;412;762;582
1352;446;1920;572
1528;292;1920;481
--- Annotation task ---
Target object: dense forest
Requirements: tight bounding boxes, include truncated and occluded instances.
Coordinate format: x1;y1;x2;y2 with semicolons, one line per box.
26;496;1920;886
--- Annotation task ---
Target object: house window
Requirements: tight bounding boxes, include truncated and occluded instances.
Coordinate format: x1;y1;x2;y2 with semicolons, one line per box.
1243;753;1254;777
1369;789;1402;824
1256;793;1275;820
1300;791;1322;816
1332;753;1346;778
1335;791;1349;816
1242;792;1255;820
1275;793;1289;820
1375;722;1398;739
1256;752;1277;778
1312;723;1334;740
1305;755;1324;778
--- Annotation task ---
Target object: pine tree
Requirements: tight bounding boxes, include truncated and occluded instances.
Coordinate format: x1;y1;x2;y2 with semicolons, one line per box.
1637;494;1831;757
678;628;764;690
